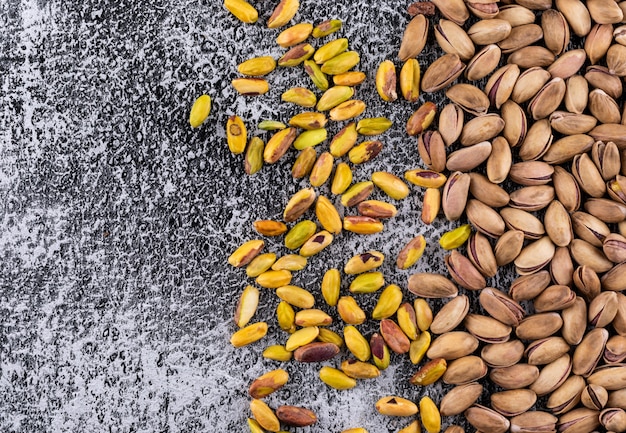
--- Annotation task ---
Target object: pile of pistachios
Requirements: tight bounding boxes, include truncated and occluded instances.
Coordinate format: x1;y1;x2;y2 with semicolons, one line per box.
192;0;626;432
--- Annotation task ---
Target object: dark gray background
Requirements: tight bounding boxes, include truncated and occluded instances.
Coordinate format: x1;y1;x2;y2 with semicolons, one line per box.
0;1;518;432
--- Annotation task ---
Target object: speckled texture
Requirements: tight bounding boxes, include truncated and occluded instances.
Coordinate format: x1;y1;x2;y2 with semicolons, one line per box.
0;1;519;432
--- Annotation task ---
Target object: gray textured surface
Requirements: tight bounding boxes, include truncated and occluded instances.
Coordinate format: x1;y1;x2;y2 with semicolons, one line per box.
0;1;518;432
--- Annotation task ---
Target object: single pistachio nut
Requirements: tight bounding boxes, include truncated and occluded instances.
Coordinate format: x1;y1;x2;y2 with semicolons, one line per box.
235;285;260;328
262;345;292;361
397;235;426;269
228;239;264;268
329;99;366;121
250;399;280;432
314;38;348;64
319;366;356;390
400;58;421;102
349;141;383;165
320;51;360;75
406;101;437;136
344;325;371;361
223;0;258;23
267;0;299;29
337;296;366;325
282;87;317;108
409;330;431;364
276;22;313;47
371;171;410;200
376;60;397;102
329;123;358;157
264;127;297;164
238;56;276;76
189;94;211;128
312;19;342;37
271;254;306;271
333;71;366;86
232;78;269;96
341;181;374;207
249;369;289;399
309;152;333;187
246;253;277;278
420;397;441;433
409;357;448;385
376;396;419;417
276;285;314;309
343;216;384;234
293;342;339;363
399;14;429;61
289;111;327;131
372;284;403;320
317;86;354;111
349;272;385;294
231;322;268;347
439;224;471;250
321;268;340;307
357;200;397;219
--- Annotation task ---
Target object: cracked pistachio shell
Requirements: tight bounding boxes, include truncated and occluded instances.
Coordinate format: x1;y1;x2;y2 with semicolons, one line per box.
586;24;614;64
498;23;544;54
481;340;525;368
399;14;429;61
465;44;501;81
421;53;466;93
556;0;592;37
435;19;475;61
542;9;570;55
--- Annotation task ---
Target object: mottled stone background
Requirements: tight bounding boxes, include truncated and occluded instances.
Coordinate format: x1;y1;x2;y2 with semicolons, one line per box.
0;1;517;432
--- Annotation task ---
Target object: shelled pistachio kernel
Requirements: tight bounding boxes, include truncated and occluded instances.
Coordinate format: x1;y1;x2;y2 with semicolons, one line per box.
226;115;247;155
263;345;293;361
237;56;276;76
189;94;211;128
223;0;258;23
244;137;264;175
371;171;410;200
439;224;472;250
312;19;342;38
228;239;264;268
319;366;357;389
321;268;340;306
258;120;286;131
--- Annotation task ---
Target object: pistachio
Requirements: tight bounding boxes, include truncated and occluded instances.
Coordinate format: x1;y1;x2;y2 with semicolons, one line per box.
312;19;342;38
479;288;524;326
276;22;313;48
441;172;471;222
409;357;448;385
400;58;421;102
421;53;466;93
465;44;502;81
399;14;429;61
426;331;479;360
408;272;458;298
224;0;258;23
430;295;470;335
438;103;464;146
440;382;483;416
490;363;540;389
375;60;397;102
481;340;525;368
375;396;418;416
465;405;510;433
418;131;447;173
491;389;538;417
466;231;498;278
266;0;299;29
